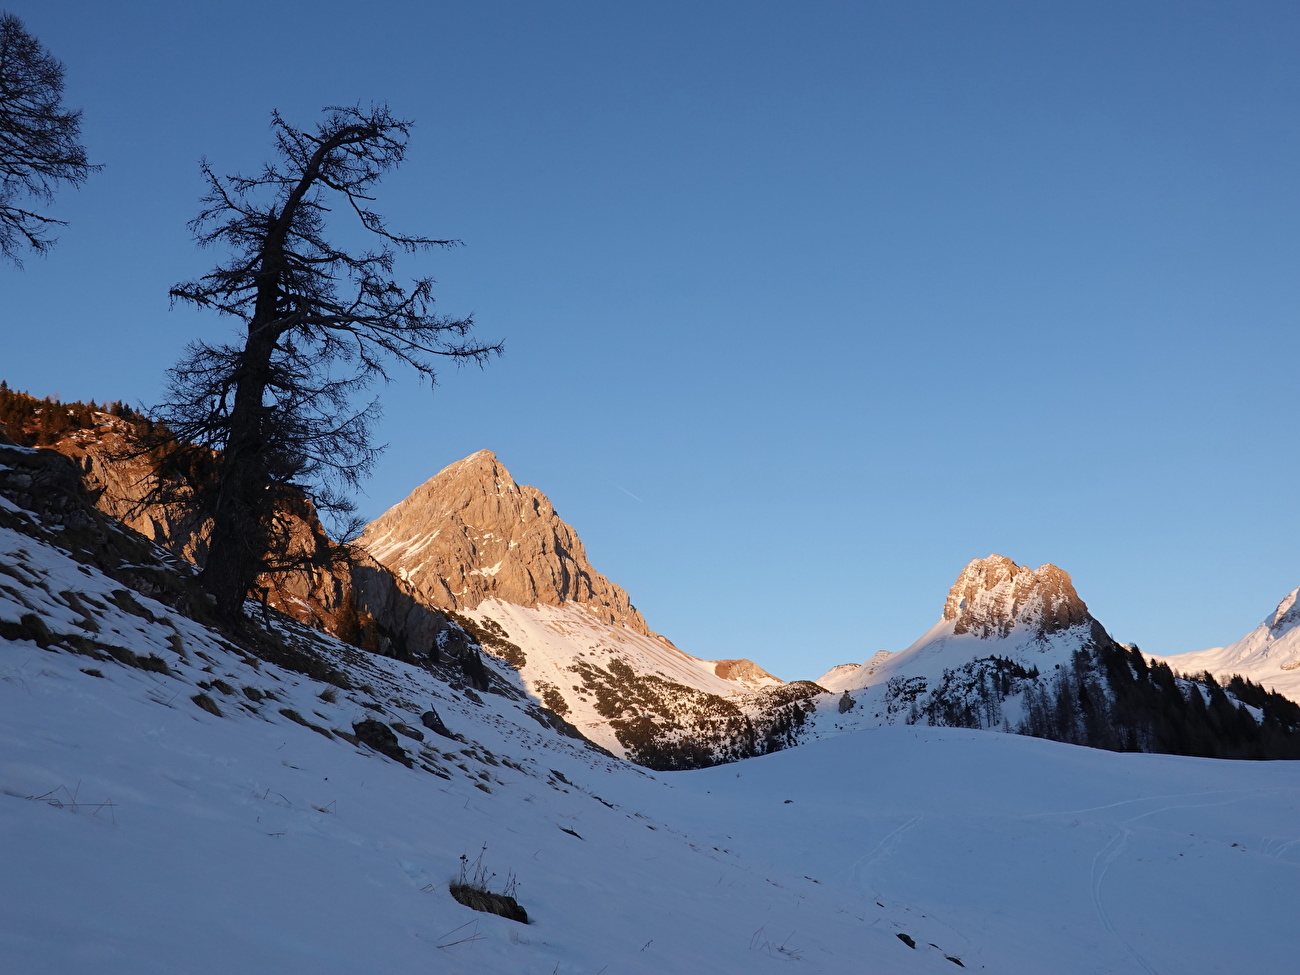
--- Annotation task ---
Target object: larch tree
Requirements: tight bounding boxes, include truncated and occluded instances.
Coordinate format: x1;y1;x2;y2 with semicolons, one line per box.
0;11;97;265
153;104;500;623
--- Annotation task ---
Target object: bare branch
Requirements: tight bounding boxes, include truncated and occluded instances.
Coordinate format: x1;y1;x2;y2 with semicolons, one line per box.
0;13;99;264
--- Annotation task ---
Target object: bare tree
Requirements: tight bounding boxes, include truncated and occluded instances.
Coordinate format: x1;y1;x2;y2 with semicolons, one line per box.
0;12;97;265
154;104;501;622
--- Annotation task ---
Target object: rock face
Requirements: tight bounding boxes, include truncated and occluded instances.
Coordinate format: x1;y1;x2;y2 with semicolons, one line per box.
0;433;215;623
943;554;1090;639
360;450;654;635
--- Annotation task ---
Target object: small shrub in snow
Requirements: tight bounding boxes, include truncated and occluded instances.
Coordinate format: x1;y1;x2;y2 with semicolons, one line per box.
192;692;222;717
449;846;528;924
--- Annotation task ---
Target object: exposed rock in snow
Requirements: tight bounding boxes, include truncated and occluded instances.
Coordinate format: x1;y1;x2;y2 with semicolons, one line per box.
711;657;783;688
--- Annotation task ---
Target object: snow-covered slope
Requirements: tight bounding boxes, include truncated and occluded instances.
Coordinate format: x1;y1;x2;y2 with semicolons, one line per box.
464;599;770;748
1156;588;1300;703
459;599;817;768
6;625;1299;973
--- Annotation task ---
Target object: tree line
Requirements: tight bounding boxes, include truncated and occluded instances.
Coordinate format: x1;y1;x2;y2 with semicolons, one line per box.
0;381;146;446
1019;640;1300;760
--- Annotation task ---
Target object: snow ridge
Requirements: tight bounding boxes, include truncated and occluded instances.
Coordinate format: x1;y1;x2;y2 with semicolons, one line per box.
1157;587;1300;702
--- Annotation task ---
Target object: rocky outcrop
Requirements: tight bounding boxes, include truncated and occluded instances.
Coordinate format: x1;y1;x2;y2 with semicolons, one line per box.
942;554;1091;639
34;419;464;666
360;450;654;635
51;423;210;565
0;433;215;623
712;658;782;687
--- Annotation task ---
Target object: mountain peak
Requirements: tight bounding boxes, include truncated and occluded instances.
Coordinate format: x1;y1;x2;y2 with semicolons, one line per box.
942;554;1090;639
1266;589;1300;636
359;451;654;636
446;448;500;472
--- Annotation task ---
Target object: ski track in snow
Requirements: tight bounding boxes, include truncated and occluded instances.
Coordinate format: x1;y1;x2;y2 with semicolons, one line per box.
846;813;982;966
1090;827;1154;975
1083;787;1300;975
851;813;921;899
1024;787;1291;821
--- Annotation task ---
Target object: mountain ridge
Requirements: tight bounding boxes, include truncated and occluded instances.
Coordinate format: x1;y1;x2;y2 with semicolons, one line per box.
805;554;1300;759
6;386;1299;765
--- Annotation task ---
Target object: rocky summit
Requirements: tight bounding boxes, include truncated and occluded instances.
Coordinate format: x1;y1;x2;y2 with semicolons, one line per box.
360;450;653;635
942;554;1091;639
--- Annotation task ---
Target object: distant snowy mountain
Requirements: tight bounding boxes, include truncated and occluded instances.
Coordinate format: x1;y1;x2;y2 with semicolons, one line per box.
816;555;1105;728
807;555;1300;759
1155;588;1300;703
359;450;807;768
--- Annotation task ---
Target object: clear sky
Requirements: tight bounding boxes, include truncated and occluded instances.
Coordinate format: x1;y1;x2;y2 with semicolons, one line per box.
5;1;1299;680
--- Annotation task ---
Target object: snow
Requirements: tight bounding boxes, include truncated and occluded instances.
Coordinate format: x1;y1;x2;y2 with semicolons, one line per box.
809;615;1091;732
364;527;443;564
1157;587;1300;703
4;508;1300;973
465;599;780;754
816;652;894;692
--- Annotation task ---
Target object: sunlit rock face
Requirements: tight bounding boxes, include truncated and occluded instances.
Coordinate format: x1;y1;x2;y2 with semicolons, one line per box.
712;658;783;688
359;450;653;635
942;554;1091;639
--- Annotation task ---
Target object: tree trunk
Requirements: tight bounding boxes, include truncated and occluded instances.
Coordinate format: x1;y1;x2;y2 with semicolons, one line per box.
201;325;278;621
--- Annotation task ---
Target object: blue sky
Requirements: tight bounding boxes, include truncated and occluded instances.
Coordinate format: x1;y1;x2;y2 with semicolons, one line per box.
5;1;1299;679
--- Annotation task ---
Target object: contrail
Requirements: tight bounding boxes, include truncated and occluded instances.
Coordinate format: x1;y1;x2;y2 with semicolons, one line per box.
609;481;645;503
